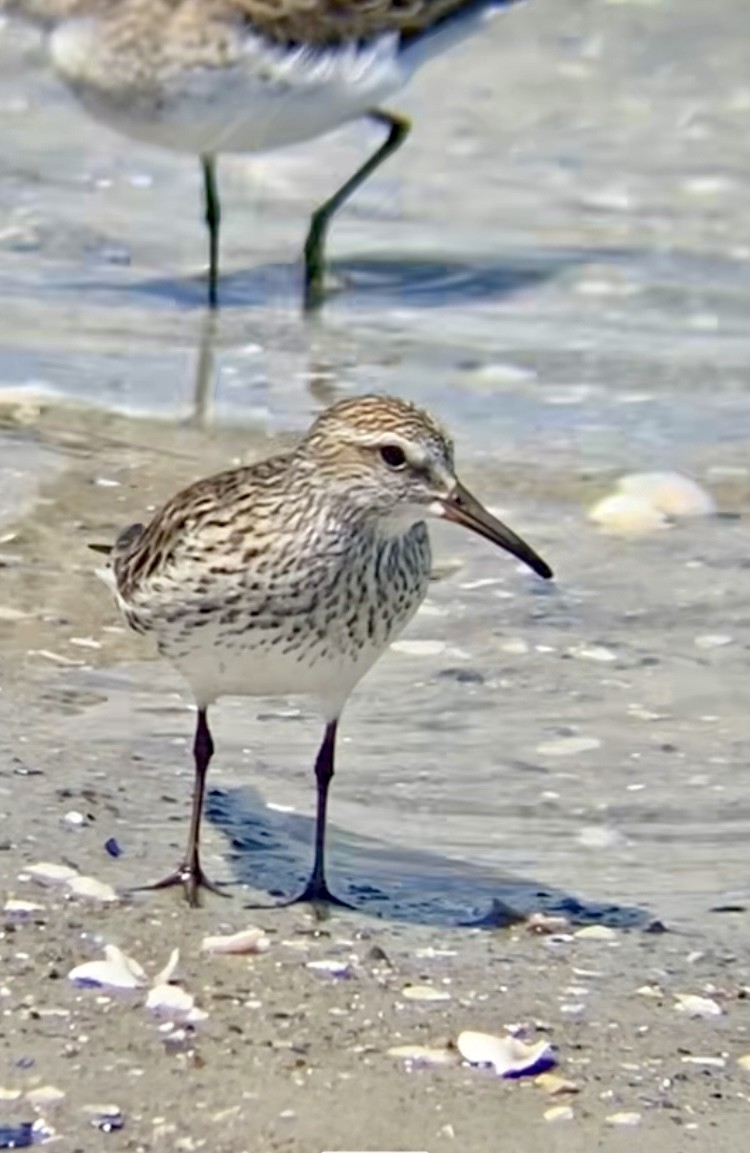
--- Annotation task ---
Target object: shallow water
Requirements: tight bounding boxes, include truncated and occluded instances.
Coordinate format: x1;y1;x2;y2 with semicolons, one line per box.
0;0;749;934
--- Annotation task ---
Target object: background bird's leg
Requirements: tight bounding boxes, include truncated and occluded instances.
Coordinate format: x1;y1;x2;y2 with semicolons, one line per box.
142;707;228;906
303;109;411;311
201;155;221;308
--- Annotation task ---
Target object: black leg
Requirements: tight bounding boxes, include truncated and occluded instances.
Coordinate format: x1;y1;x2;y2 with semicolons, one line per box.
140;707;229;907
201;155;220;309
303;109;411;312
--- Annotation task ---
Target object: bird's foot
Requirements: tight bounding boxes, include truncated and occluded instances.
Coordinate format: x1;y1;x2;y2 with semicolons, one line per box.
134;860;230;908
247;875;356;918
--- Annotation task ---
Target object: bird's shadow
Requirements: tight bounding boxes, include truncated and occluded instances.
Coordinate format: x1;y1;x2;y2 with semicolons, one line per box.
104;248;597;312
205;785;651;930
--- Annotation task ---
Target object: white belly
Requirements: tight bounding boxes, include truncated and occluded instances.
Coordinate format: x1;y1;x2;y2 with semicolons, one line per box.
50;26;409;155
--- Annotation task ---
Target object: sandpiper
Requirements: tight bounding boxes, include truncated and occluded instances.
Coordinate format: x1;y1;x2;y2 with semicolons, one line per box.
2;0;525;308
94;394;552;908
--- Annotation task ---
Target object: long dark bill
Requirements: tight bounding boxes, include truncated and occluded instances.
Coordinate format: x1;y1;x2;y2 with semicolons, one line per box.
440;481;553;581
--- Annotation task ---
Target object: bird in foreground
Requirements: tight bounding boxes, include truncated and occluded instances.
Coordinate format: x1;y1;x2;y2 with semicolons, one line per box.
93;394;552;908
1;0;525;309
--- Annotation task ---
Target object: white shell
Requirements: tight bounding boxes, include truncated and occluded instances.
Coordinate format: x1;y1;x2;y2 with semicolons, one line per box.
145;983;208;1024
588;493;669;535
401;985;451;1002
25;862;79;887
153;948;181;986
201;927;270;955
26;1085;65;1108
66;876;119;903
574;925;618;942
606;1112;642;1127
674;993;723;1018
3;898;45;919
457;1031;554;1077
387;1045;457;1067
617;472;715;518
68;944;146;991
306;959;352;977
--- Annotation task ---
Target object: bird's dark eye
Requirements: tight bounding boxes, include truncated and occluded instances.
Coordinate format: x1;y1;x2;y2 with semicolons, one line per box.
379;444;407;469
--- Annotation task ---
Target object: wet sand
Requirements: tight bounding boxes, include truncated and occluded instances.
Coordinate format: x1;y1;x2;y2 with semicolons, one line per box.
1;0;750;1148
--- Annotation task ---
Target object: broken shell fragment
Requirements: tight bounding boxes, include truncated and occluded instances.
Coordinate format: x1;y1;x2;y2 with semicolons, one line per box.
153;948;181;987
457;1031;555;1078
401;984;451;1002
3;899;45;921
68;945;146;991
201;927;270;955
145;984;208;1025
544;1105;575;1122
535;1073;579;1095
24;862;78;887
387;1044;457;1068
588;493;669;536
66;876;119;904
617;472;715;518
674;993;723;1018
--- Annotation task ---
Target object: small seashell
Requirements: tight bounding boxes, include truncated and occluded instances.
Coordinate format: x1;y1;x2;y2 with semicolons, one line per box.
617;472;715;518
457;1031;555;1078
82;1104;124;1132
201;927;270;955
694;634;733;649
3;899;45;921
69;944;146;991
736;1053;750;1071
401;985;451;1002
606;1112;642;1127
387;1044;457;1068
574;925;617;942
588;492;669;535
306;959;352;978
569;644;617;663
25;1085;65;1109
390;639;446;657
153;948;181;987
536;1073;579;1095
636;984;663;998
145;983;208;1024
674;993;723;1018
537;736;601;757
24;862;78;887
63;810;87;828
544;1105;575;1122
66;876;118;903
681;1055;726;1068
0;1089;22;1102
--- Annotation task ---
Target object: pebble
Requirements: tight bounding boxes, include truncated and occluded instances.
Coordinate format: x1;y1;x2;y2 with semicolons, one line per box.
606;1112;642;1127
201;927;270;955
674;993;723;1018
544;1105;575;1122
401;985;451;1002
537;736;601;757
574;925;618;942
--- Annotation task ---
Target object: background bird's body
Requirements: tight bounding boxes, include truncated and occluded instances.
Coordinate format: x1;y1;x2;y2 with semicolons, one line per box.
0;0;524;306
